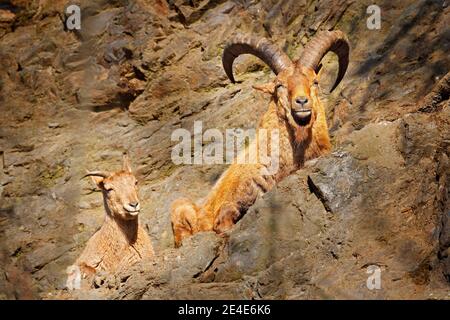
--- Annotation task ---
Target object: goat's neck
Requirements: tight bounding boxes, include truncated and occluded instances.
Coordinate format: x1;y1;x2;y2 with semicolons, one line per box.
103;202;139;244
260;99;331;177
294;116;331;162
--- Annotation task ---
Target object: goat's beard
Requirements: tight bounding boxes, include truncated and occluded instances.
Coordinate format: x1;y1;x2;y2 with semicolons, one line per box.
293;124;313;145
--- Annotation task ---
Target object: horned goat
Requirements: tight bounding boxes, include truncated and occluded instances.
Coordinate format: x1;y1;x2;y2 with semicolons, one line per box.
171;30;350;247
66;154;154;290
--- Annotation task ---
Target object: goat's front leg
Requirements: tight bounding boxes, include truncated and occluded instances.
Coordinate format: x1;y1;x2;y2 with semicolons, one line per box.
171;198;200;247
213;202;241;234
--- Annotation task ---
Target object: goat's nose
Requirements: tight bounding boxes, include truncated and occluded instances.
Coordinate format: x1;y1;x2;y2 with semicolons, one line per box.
129;202;139;208
295;96;309;106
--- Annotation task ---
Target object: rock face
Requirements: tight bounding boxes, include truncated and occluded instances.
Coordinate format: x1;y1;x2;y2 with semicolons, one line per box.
0;0;449;299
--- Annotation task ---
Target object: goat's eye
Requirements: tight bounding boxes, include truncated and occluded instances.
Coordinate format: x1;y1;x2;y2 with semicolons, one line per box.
135;181;138;186
106;187;114;193
275;83;284;89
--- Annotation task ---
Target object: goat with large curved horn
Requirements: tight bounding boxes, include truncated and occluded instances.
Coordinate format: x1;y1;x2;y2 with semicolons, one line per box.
171;30;351;247
222;34;293;83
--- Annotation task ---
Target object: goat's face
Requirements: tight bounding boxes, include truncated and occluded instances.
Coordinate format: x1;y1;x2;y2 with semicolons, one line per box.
284;66;323;127
84;155;141;220
275;65;322;129
101;172;140;220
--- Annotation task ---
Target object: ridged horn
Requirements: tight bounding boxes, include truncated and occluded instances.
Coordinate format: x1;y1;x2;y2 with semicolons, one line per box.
222;34;293;83
299;30;350;92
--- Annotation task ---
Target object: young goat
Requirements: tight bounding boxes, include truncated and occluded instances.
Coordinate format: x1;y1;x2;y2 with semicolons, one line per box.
66;155;153;289
171;31;350;247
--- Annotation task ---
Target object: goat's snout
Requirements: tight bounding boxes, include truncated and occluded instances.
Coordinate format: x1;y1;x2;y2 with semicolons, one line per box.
124;201;140;216
291;95;312;125
294;96;309;107
292;96;310;111
129;201;139;208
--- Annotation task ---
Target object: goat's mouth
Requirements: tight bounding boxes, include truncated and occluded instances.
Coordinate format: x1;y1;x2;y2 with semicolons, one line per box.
124;209;140;217
291;109;312;126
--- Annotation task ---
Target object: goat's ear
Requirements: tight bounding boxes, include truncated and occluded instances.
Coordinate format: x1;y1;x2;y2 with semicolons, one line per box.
252;82;275;95
122;154;132;173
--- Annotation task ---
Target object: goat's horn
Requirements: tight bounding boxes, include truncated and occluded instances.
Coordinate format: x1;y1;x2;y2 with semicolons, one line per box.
299;30;350;92
222;34;293;83
82;171;110;179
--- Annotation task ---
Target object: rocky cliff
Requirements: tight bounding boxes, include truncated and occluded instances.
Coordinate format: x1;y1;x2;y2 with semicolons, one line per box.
0;0;449;299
